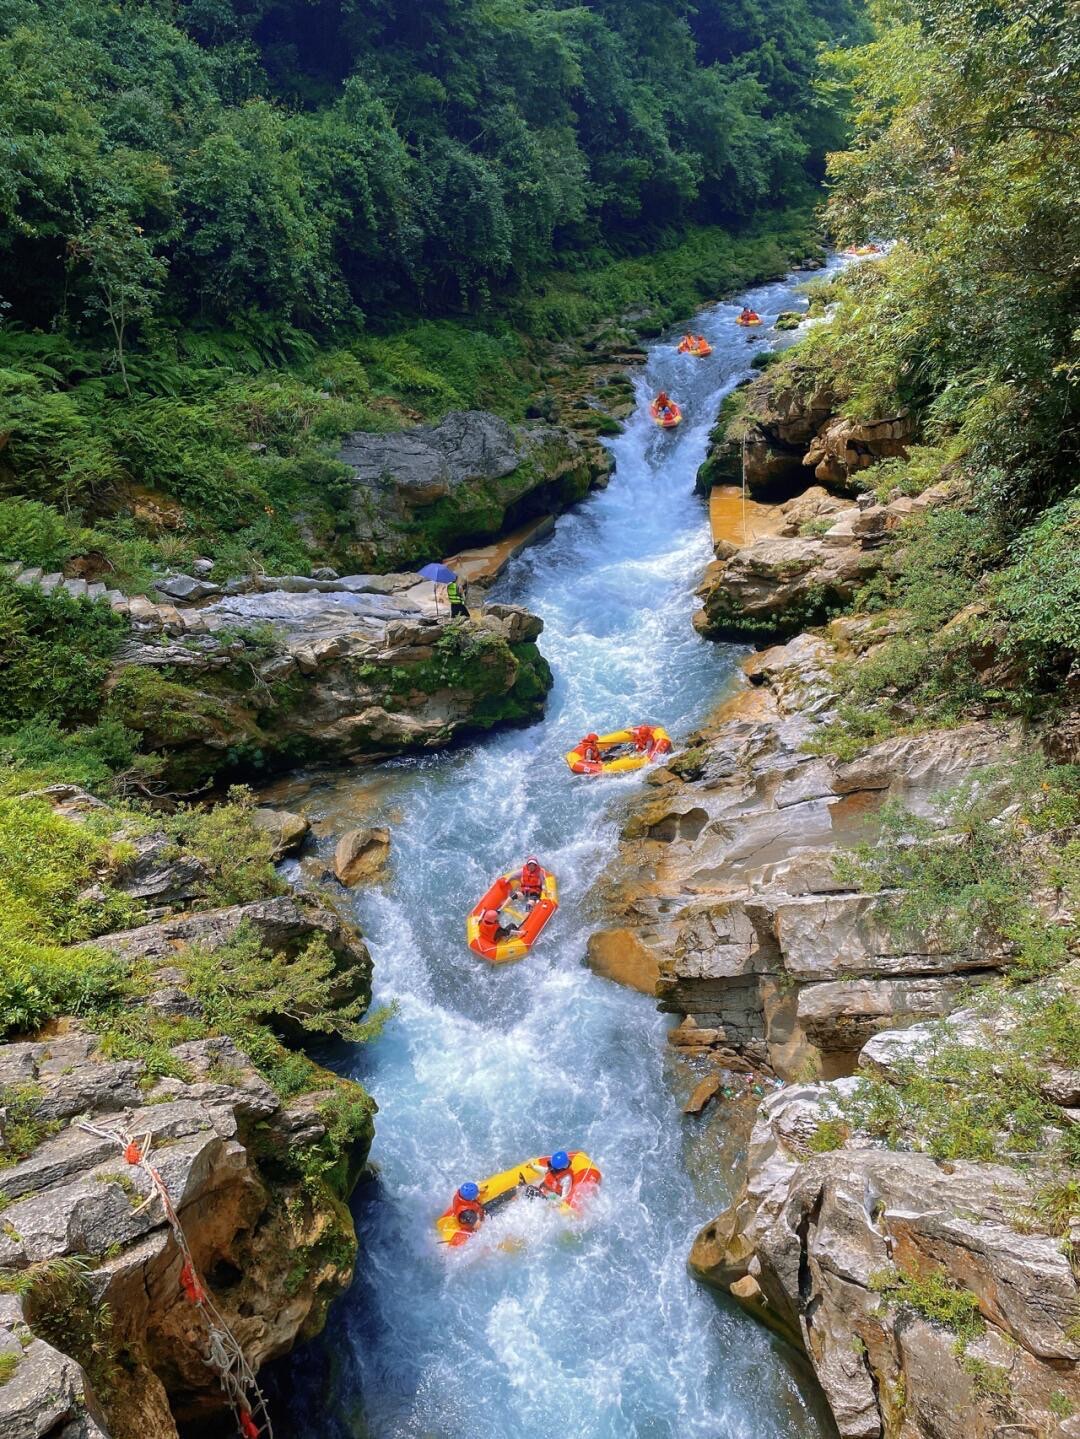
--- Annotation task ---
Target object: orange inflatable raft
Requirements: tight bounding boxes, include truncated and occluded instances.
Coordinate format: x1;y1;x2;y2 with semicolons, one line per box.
735;311;762;327
466;866;558;963
565;725;673;776
677;337;713;357
650;399;682;428
842;243;883;258
436;1151;602;1247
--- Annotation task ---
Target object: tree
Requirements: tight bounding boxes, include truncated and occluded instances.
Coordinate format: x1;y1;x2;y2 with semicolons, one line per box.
67;220;166;399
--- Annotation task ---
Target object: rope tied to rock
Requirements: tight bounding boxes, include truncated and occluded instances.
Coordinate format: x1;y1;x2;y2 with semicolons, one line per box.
77;1119;274;1439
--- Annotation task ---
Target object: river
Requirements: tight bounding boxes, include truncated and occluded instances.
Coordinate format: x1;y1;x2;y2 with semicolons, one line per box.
274;260;843;1439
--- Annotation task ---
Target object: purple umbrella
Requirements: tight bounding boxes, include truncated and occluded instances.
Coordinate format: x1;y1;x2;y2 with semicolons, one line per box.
418;562;457;617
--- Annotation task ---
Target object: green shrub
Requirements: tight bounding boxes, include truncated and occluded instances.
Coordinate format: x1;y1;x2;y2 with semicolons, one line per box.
0;940;128;1040
0;581;124;729
871;1265;984;1345
0;717;143;794
991;489;1080;689
0;498;75;569
807;1117;849;1153
833;763;1078;982
180;925;374;1049
958;1355;1011;1406
164;787;283;907
0;794;140;945
0;1084;60;1164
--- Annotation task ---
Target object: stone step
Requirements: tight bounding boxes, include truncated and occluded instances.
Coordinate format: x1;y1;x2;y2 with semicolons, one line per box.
155;603;185;634
86;581;107;600
107;591;130;615
39;572;63;593
64;577;87;599
128;595;162;627
16;567;43;586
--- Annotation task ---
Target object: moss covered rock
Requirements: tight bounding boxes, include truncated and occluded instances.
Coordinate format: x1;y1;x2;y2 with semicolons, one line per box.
109;599;553;788
337;409;601;570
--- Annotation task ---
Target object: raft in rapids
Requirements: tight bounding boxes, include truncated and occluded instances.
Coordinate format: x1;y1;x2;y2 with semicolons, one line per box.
436;1152;602;1247
565;725;673;776
466;867;558;963
649;399;682;428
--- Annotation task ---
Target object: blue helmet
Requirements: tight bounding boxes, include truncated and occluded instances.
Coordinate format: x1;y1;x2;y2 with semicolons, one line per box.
458;1181;480;1202
550;1150;570;1172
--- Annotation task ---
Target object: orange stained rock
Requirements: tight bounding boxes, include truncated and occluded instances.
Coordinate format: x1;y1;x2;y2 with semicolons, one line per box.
708;485;785;548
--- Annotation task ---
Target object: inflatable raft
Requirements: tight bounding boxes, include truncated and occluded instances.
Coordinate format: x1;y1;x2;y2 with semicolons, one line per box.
843;243;883;257
466;867;558;963
436;1152;602;1247
650;400;682;428
565;725;673;776
735;312;762;327
677;337;713;357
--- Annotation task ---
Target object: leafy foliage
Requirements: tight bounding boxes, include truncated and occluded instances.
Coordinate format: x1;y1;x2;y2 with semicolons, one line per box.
0;0;859;331
0;581;124;729
833;761;1079;982
818;0;1080;517
870;1264;984;1345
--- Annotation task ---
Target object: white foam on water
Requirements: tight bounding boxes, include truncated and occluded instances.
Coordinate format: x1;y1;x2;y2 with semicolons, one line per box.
282;260;849;1439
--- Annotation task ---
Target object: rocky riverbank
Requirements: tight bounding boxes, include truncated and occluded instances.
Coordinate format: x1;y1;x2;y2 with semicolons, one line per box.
596;359;1080;1437
0;788;376;1439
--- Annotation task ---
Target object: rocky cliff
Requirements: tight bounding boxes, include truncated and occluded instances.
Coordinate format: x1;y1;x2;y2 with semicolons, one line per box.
615;365;1080;1437
600;626;1019;1076
78;571;552;790
696;364;914;502
337;409;607;571
691;1002;1080;1439
0;793;377;1439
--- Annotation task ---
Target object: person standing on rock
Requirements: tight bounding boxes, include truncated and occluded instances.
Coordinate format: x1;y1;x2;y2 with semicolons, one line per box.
446;575;469;619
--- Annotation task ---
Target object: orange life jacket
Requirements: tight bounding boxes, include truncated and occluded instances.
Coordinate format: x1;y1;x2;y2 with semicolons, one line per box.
520;865;543;896
478;916;501;945
450;1191;485;1227
538;1155;575;1201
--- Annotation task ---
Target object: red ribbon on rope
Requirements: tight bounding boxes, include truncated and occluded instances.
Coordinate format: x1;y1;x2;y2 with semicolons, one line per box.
77;1120;274;1439
179;1258;208;1305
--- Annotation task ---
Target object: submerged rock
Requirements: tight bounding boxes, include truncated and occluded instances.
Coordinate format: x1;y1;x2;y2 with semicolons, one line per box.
332;826;391;887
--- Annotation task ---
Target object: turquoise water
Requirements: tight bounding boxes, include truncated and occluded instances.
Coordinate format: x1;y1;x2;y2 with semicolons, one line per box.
279;265;842;1439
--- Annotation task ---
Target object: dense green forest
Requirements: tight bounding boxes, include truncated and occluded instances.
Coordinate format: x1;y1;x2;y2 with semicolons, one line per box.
0;0;859;787
0;0;860;587
783;0;1080;735
2;0;858;328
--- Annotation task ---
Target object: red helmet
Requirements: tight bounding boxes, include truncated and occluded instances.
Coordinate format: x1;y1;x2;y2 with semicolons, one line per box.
632;724;649;736
483;909;500;924
585;733;599;743
524;857;540;870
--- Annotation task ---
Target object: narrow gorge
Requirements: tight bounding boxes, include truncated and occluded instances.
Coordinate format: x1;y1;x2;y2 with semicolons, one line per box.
1;1;1077;1437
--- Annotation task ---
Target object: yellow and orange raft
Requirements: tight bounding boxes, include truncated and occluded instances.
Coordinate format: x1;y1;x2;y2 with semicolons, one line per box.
677;336;713;357
466;867;558;963
565;725;673;776
735;311;762;327
842;243;883;258
649;399;682;428
436;1152;602;1247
